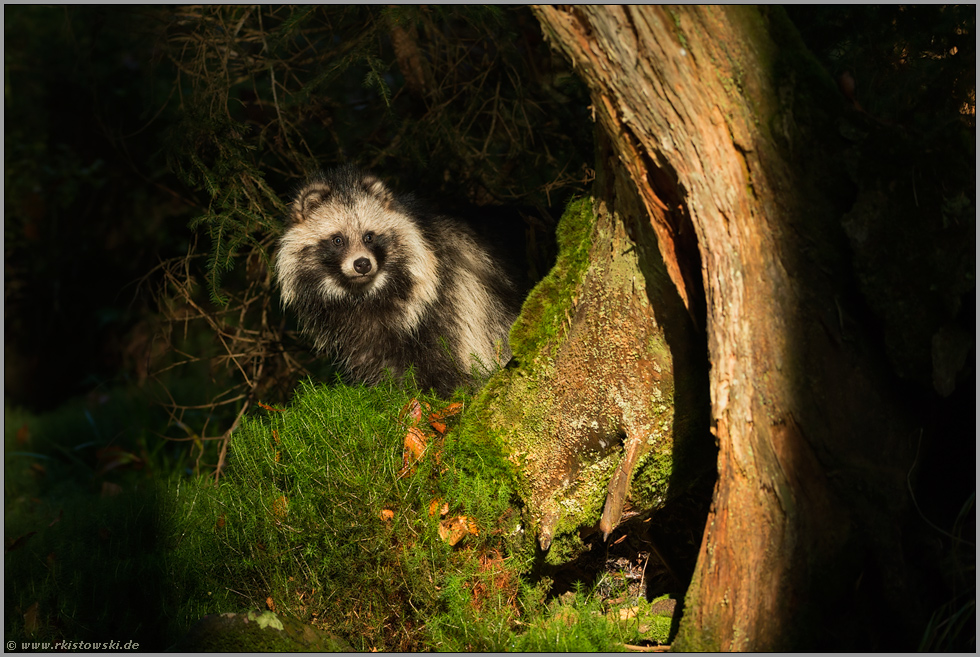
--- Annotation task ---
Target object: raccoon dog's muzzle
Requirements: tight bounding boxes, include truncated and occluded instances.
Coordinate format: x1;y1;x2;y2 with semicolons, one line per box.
343;252;378;285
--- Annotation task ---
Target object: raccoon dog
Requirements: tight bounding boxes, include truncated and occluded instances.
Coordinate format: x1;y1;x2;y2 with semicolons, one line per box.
275;164;522;397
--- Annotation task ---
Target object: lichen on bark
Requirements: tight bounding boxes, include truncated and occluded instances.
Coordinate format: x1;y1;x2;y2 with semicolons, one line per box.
469;189;701;561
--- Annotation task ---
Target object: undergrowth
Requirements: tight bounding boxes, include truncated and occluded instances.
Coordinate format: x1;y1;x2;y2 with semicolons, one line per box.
165;378;520;650
6;379;674;651
164;378;672;650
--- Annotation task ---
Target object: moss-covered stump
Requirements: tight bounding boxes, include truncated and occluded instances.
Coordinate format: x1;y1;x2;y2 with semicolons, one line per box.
170;609;353;652
471;192;702;560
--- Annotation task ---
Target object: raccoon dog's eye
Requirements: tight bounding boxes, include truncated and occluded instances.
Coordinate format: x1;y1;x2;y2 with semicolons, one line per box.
332;236;344;247
363;232;374;244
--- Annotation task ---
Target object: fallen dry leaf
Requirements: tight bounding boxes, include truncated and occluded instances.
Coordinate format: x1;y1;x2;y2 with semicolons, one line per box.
400;398;429;426
438;516;479;546
429;402;464;434
431;402;464;420
266;596;276;611
379;508;395;522
272;495;289;520
428;499;450;517
617;606;639;621
398;426;433;478
403;427;428;461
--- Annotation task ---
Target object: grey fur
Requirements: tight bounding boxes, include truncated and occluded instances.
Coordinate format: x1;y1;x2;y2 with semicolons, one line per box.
274;164;521;396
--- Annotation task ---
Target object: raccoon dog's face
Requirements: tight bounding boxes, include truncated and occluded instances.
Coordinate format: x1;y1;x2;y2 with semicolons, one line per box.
276;167;438;314
312;213;389;293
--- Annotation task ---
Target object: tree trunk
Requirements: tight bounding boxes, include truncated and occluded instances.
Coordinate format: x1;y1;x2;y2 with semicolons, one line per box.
532;5;930;650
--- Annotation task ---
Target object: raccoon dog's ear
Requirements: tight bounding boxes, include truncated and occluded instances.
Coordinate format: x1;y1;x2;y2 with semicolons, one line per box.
360;175;396;209
291;183;333;224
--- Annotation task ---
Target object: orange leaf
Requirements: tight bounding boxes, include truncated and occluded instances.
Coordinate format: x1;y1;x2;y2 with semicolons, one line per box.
271;428;281;444
266;596;276;612
216;513;226;530
427;498;449;517
272;495;288;520
438;516;479;546
400;398;429;426
380;508;395;522
398;427;431;478
403;427;428;461
429;401;464;435
258;401;286;412
430;402;464;421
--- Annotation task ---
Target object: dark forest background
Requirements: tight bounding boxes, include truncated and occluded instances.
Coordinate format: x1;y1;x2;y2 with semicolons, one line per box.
5;6;594;420
5;5;974;418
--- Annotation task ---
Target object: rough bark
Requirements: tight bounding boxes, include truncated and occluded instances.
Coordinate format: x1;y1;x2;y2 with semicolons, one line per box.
532;5;926;651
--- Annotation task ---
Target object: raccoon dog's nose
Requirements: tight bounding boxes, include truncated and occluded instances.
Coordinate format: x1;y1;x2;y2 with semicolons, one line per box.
353;257;373;275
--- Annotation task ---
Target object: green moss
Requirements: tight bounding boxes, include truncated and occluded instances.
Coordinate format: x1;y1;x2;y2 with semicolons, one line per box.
7;375;676;650
466;189;694;564
164;376;675;650
629;447;673;510
509;196;595;360
671;565;723;651
475;195;601;482
110;380;475;649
